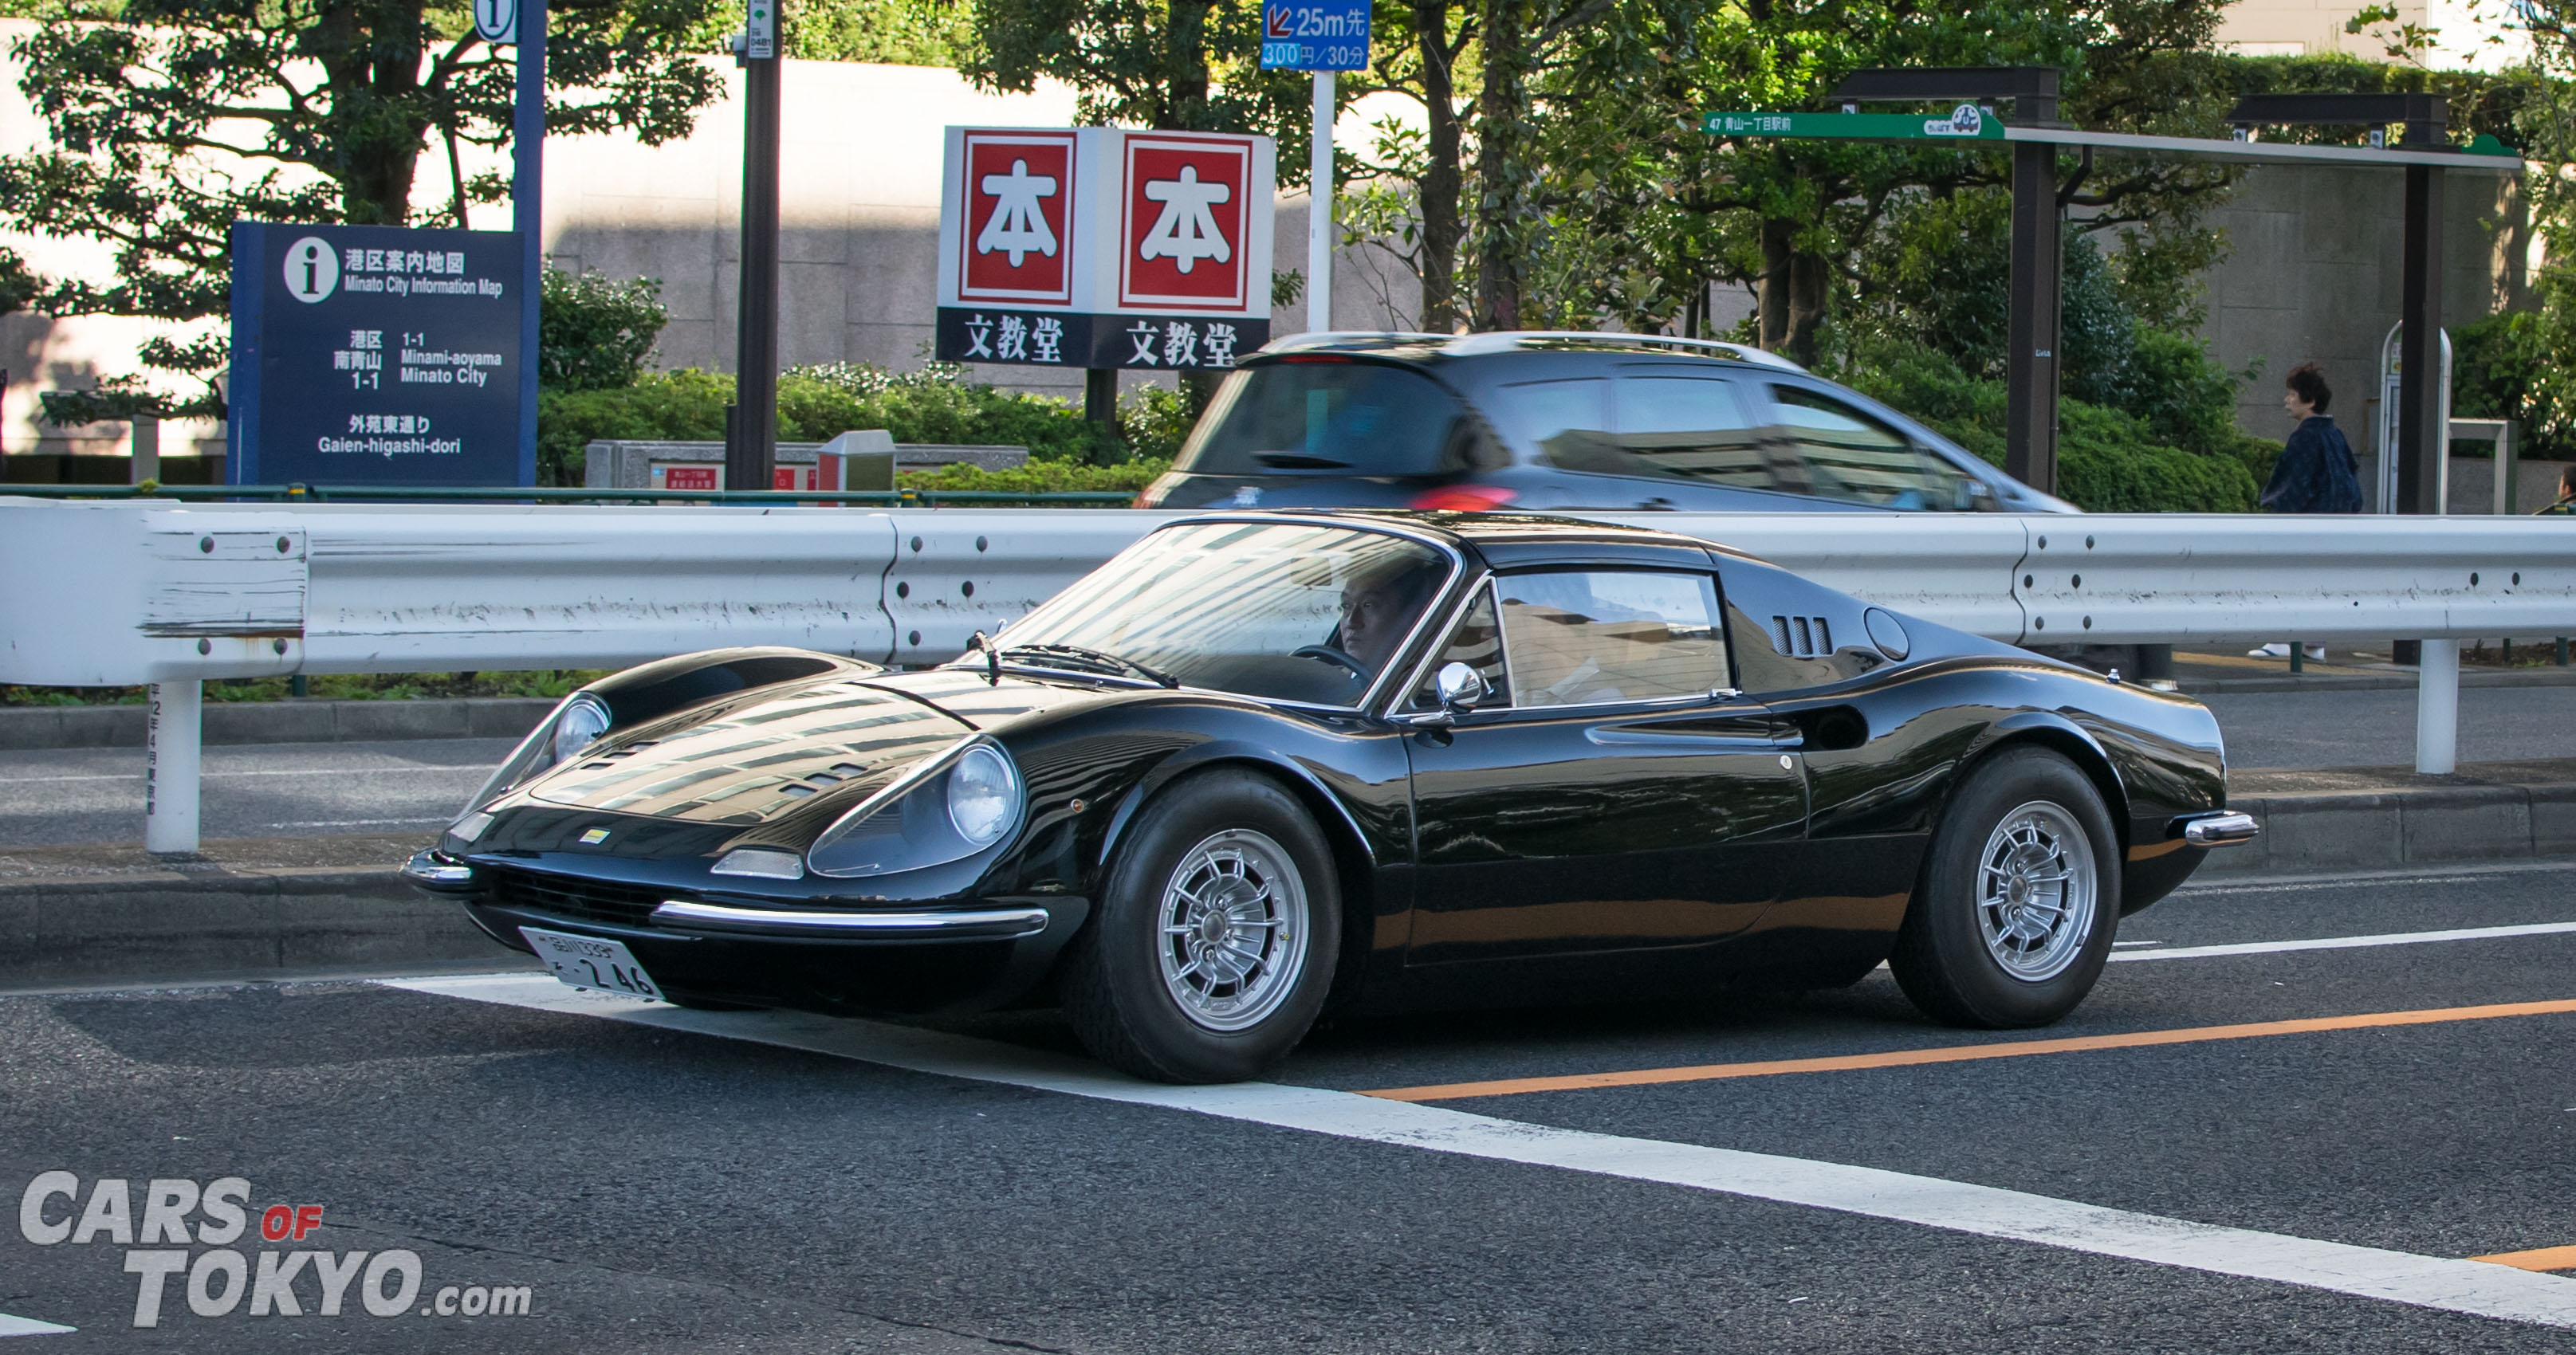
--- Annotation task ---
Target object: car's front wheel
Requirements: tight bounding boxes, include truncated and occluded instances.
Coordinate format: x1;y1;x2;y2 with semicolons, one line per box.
1062;770;1339;1082
1890;746;2119;1028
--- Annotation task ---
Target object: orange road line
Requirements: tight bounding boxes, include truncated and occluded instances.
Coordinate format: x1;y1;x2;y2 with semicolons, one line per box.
2472;1246;2576;1272
1358;998;2576;1102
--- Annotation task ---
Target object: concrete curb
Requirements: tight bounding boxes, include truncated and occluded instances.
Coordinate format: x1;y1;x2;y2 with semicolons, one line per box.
0;696;556;750
6;774;2573;992
0;866;506;991
2198;783;2576;876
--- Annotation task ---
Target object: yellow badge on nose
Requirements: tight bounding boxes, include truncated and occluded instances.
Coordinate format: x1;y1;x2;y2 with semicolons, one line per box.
579;828;612;845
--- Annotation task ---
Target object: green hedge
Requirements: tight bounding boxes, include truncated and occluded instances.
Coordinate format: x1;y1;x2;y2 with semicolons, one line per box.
1843;340;2267;513
538;364;1189;485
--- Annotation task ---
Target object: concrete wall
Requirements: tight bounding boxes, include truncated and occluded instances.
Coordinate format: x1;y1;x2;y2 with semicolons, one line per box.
1;40;1402;458
2189;163;2531;451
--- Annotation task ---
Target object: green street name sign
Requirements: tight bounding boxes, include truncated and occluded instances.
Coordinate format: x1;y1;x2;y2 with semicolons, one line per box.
1700;108;2004;141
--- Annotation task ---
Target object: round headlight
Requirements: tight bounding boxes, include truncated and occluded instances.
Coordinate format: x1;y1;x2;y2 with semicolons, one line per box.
946;744;1019;846
552;694;612;764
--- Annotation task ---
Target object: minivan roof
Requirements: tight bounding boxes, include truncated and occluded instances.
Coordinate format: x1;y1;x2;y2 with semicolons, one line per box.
1255;330;1811;375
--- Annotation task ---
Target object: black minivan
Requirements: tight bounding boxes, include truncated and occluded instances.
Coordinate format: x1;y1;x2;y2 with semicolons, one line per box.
1135;332;2075;515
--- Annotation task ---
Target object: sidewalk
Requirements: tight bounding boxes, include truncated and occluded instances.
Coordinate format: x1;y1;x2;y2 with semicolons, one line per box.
2172;645;2576;695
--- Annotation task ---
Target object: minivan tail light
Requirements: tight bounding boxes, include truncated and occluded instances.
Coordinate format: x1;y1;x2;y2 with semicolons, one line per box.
1410;485;1517;513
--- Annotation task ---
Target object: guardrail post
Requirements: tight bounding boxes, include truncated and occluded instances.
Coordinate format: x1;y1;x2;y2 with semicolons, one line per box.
145;680;201;854
2414;638;2460;776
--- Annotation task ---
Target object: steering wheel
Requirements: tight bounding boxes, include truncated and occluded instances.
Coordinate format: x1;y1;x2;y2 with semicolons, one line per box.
1292;645;1369;679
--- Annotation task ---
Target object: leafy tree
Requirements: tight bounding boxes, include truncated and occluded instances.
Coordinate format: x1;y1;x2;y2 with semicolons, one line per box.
3;0;725;422
786;0;978;65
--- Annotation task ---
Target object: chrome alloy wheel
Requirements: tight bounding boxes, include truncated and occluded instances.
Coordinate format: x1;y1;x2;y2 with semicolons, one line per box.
1974;799;2099;982
1155;828;1311;1032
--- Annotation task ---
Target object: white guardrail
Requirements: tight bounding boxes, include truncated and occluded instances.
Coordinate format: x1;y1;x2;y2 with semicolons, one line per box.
6;497;2574;850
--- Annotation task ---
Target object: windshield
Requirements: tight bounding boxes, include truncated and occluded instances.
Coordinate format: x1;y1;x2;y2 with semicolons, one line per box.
1175;363;1478;476
986;520;1453;705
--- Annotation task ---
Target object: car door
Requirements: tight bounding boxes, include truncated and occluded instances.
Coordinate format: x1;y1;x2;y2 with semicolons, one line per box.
1481;371;1803;511
1399;565;1809;965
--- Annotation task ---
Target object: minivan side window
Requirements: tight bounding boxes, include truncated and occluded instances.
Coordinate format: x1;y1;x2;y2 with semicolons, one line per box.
1768;385;1985;509
1614;375;1778;487
1488;378;1615;472
1179;363;1485;476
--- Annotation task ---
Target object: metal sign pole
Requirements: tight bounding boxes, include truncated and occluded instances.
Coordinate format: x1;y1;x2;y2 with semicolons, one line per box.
512;0;545;487
1262;2;1365;334
1309;70;1333;333
730;0;782;493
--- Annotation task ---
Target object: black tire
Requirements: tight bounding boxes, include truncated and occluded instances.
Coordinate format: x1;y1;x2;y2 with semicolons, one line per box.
1889;746;2120;1028
1061;769;1341;1082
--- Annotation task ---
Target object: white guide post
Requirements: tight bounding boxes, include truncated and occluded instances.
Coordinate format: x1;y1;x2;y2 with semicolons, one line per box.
1308;70;1333;333
2415;638;2460;776
146;680;201;853
129;414;159;486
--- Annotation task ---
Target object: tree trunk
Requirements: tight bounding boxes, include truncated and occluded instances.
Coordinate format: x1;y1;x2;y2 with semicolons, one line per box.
1470;0;1529;331
1756;216;1828;364
315;0;429;224
1413;0;1463;332
1162;0;1213;130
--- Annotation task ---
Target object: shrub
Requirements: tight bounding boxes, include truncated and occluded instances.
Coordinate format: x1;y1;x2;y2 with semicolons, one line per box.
1842;338;2263;513
539;267;667;392
535;364;1168;485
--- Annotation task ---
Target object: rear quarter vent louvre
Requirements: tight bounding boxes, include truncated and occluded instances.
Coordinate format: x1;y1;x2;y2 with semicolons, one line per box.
1771;615;1836;658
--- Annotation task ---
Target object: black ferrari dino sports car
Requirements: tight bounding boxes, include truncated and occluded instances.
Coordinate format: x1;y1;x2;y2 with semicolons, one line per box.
407;511;2256;1082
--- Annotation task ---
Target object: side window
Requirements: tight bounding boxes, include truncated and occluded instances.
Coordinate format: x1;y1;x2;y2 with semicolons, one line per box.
1496;571;1729;709
1487;378;1619;473
1407;583;1512;709
1179;364;1474;476
1768;385;1983;509
1615;375;1782;488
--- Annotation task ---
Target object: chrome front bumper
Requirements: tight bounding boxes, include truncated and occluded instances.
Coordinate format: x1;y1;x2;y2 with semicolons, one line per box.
2176;811;2261;847
647;899;1052;941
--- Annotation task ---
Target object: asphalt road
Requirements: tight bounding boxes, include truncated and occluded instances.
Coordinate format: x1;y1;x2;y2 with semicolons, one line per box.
5;861;2576;1351
4;686;2574;848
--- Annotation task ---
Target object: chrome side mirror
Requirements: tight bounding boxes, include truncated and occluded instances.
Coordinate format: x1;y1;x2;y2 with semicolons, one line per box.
1435;662;1489;713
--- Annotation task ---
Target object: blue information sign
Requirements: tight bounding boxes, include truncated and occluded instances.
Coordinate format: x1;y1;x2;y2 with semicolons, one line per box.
229;222;528;486
1260;0;1369;70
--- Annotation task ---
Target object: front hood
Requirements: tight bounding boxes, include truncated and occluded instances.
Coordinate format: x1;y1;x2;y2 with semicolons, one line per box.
521;668;1110;825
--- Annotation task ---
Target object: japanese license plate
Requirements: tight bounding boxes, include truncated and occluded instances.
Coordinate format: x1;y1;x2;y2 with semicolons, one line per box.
520;925;664;1002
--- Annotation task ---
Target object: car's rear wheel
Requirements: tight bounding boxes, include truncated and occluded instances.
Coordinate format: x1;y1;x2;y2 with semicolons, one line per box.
1062;770;1339;1082
1890;747;2118;1028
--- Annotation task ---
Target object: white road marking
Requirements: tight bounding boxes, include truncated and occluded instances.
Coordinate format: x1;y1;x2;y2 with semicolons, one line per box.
2109;921;2576;964
0;765;492;785
0;1311;75;1337
385;972;2576;1331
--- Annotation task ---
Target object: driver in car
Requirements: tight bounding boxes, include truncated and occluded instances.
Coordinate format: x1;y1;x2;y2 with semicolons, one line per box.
1334;560;1439;676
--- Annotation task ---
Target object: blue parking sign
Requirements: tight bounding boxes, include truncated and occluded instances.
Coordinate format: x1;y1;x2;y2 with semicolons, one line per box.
1260;0;1370;71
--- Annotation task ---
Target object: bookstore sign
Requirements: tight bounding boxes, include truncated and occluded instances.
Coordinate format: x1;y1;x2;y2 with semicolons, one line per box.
934;128;1276;371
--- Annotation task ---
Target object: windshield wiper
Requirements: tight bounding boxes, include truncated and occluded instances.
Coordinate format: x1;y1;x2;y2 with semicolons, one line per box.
998;643;1181;689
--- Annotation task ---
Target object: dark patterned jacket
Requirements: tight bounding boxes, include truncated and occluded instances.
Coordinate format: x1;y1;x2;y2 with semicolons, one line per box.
2260;416;2364;514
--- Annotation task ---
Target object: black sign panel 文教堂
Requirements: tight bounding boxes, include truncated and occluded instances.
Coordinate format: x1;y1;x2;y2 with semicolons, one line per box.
230;222;526;486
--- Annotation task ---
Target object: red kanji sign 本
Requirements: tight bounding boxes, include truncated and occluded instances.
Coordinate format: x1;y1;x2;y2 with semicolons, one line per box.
958;131;1078;303
1119;135;1253;312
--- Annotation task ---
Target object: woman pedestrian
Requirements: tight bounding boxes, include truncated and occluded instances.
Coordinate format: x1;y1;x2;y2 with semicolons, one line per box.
2251;363;2365;661
2538;465;2576;516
